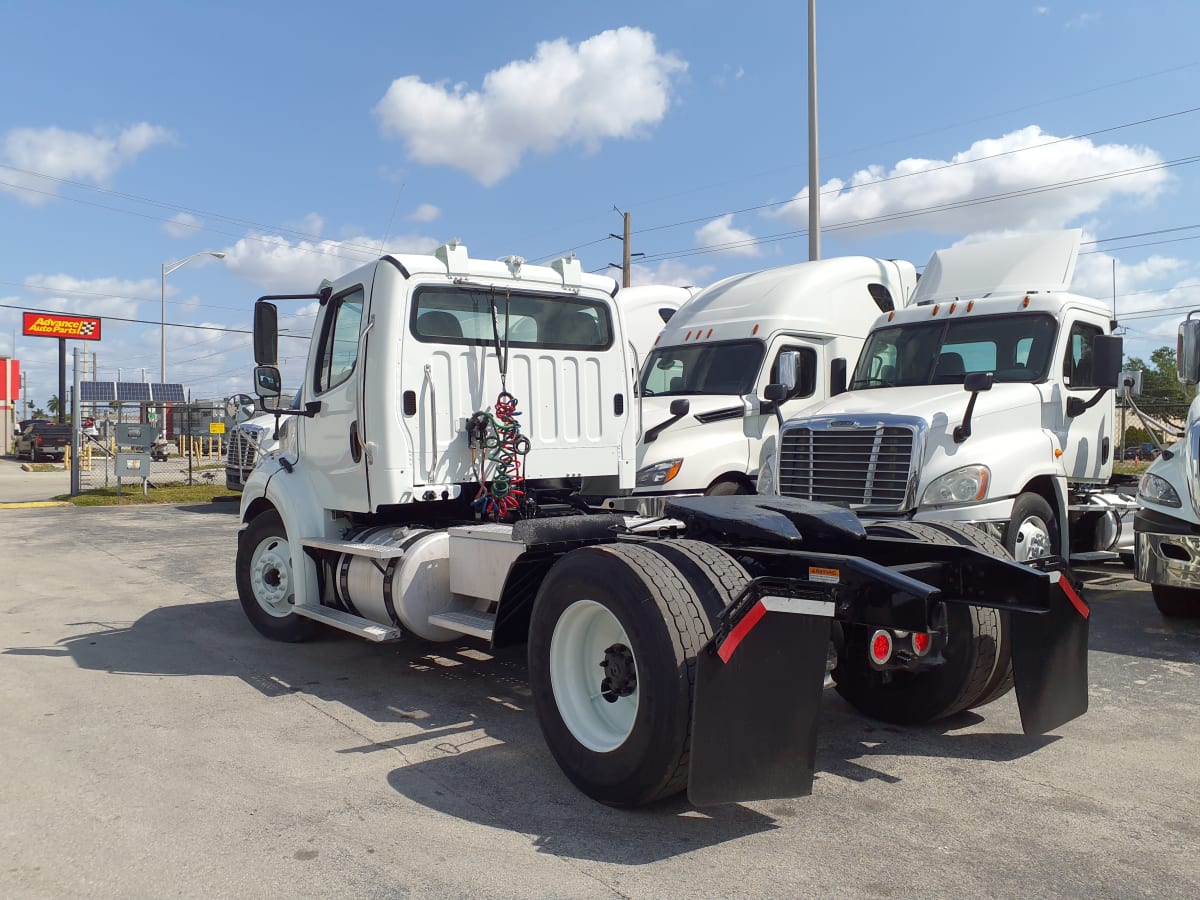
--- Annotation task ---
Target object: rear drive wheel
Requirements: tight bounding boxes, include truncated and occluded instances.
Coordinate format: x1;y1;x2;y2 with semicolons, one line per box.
235;510;318;642
1006;492;1059;562
833;521;1009;723
527;543;729;807
1151;585;1200;619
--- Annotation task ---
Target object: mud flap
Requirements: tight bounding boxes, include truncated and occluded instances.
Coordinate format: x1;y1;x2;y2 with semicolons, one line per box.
688;594;832;806
1010;570;1090;735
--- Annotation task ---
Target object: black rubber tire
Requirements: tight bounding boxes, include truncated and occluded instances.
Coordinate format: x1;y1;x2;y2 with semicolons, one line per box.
1006;492;1060;562
1151;585;1200;619
527;542;723;807
705;478;750;497
833;520;1009;724
235;510;319;642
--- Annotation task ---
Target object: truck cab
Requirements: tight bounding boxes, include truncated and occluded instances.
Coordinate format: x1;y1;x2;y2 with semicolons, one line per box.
628;257;917;505
769;231;1125;562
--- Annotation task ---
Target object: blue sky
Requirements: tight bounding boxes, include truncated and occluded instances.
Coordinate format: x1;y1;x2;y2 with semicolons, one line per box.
2;0;1199;406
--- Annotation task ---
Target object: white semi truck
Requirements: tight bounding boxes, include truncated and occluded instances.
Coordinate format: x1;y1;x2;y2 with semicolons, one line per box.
766;231;1130;564
236;241;1091;808
629;257;917;504
1133;313;1200;618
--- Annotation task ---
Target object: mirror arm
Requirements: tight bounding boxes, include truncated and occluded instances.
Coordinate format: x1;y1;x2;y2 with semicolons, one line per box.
1066;387;1110;419
953;391;982;444
644;409;688;444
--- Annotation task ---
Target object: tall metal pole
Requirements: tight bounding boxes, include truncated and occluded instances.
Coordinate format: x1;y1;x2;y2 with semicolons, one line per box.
807;0;821;261
58;338;67;424
161;263;167;383
622;212;632;288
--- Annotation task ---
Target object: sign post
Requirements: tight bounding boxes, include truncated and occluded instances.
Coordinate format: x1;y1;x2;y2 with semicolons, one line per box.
22;312;102;426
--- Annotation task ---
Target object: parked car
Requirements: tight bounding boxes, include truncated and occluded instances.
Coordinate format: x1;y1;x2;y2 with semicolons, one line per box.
14;421;70;461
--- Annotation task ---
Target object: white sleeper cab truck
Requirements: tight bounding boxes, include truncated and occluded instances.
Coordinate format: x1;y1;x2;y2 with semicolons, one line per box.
629;257;917;507
1133;312;1200;618
236;241;1091;808
769;231;1128;564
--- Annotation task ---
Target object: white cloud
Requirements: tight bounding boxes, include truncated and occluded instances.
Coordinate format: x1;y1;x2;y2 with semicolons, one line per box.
1035;6;1050;14
769;126;1167;238
289;212;325;237
164;212;201;238
221;232;440;293
695;214;761;257
21;273;158;320
610;259;715;289
1066;12;1097;28
408;203;441;223
374;27;686;185
0;123;174;206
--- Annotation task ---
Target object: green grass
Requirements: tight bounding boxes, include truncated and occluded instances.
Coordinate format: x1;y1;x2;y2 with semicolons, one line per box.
24;462;64;472
55;483;241;506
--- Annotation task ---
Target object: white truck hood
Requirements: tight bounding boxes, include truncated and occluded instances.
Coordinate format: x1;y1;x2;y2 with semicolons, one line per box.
795;382;1042;424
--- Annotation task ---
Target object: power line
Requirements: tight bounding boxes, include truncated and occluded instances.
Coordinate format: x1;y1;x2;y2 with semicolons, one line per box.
0;301;310;339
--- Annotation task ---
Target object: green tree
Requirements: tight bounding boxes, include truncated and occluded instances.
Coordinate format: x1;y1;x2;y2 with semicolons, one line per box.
1124;347;1189;416
46;395;59;415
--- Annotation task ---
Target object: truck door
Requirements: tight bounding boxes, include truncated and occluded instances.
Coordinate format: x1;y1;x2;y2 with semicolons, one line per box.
302;284;371;512
1059;319;1112;481
749;342;819;475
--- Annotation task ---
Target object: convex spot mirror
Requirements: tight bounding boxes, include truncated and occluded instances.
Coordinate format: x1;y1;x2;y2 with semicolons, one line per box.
254;365;282;399
964;371;994;393
776;350;800;394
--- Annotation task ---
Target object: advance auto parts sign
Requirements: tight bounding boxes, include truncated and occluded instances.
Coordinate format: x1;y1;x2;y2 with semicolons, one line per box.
23;312;102;341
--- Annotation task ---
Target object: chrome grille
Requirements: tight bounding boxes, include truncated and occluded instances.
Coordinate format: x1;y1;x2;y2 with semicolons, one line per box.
778;422;917;510
227;429;257;471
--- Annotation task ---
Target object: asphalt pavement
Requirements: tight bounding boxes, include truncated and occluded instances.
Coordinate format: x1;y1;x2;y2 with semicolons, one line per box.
1;503;1197;898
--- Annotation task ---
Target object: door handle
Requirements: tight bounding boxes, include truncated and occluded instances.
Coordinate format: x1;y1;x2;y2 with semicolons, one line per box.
350;420;362;463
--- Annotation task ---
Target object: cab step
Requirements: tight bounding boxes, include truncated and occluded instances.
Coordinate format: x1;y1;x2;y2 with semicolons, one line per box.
291;604;403;641
427;610;497;641
300;537;407;560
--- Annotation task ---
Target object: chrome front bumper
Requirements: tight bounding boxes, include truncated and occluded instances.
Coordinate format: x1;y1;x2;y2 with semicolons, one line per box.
1135;531;1200;589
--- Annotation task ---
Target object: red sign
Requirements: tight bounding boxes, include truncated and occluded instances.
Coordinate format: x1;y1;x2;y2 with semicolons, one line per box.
22;312;102;341
0;358;17;402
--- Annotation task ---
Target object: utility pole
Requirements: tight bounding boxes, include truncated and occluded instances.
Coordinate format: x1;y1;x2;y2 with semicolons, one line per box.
807;0;821;261
609;207;644;288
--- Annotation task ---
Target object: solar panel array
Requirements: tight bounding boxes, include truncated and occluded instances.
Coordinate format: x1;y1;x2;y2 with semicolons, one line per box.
78;382;187;404
116;382;151;403
150;383;186;403
79;382;116;402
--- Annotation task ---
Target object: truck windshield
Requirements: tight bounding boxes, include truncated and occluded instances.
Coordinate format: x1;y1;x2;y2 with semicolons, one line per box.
640;340;764;396
851;313;1058;389
412;286;612;350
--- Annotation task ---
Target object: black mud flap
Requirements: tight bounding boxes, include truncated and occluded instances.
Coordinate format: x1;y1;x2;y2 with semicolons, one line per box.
688;593;832;806
1010;569;1090;735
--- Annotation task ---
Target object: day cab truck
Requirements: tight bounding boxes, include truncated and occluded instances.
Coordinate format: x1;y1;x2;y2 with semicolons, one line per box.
626;257;917;507
1133;312;1200;618
765;230;1130;565
236;241;1091;808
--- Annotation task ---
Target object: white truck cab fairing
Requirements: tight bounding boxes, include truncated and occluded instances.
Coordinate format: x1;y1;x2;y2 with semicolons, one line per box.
772;231;1124;562
629;256;918;500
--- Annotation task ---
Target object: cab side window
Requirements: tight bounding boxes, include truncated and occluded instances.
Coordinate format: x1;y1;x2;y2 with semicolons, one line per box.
315;288;365;394
1063;321;1102;389
769;345;818;400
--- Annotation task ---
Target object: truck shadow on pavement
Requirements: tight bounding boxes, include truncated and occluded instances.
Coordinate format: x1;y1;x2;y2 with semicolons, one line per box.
5;595;1066;865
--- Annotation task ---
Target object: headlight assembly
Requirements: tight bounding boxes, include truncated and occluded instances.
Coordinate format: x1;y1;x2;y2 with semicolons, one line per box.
921;465;990;506
1138;473;1181;508
636;458;683;487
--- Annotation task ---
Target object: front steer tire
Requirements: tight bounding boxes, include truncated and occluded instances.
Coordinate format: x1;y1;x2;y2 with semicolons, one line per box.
235;510;318;643
527;542;732;807
1151;585;1200;619
833;521;1012;724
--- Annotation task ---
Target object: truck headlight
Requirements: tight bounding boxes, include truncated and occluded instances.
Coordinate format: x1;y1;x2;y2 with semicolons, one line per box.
921;465;990;506
636;458;683;487
1138;473;1181;508
757;458;776;495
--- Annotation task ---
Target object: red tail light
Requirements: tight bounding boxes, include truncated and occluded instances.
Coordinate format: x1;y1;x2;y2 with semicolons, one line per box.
912;632;932;656
869;630;893;665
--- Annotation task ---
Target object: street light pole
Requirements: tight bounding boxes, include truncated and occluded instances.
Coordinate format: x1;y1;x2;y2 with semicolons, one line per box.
161;250;226;382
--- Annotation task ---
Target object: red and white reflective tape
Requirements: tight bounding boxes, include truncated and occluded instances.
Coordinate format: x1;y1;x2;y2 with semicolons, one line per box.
1048;570;1089;619
716;595;835;663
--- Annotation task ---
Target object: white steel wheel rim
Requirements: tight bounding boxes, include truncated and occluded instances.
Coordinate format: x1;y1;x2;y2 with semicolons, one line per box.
549;599;639;753
250;534;294;616
1014;515;1052;562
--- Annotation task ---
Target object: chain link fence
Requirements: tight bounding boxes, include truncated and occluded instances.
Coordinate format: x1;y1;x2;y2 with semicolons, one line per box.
76;401;228;491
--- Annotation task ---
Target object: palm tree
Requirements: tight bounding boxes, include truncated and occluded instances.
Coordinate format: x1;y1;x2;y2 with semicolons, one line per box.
47;395;59;416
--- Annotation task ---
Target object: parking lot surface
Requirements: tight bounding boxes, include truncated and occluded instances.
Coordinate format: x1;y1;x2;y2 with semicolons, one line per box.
1;504;1198;898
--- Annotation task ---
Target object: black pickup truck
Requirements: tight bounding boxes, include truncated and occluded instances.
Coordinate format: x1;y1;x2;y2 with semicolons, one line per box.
14;421;70;462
